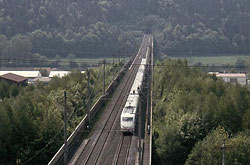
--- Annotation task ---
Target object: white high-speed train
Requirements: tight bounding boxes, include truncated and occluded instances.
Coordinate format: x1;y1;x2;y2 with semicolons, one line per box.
120;46;150;134
120;94;139;133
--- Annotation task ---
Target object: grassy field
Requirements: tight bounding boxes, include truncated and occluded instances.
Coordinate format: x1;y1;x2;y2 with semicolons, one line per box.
59;57;122;64
54;57;129;70
74;58;122;64
172;55;250;65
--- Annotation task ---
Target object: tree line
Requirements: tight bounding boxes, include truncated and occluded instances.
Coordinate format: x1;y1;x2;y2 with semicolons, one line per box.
153;59;250;164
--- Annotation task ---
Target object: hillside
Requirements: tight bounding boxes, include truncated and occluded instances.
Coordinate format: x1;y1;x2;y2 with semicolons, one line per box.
0;0;250;59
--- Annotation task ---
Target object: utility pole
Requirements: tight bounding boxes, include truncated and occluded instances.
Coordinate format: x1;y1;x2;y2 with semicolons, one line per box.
146;63;150;134
103;59;106;95
118;50;121;63
222;139;226;165
87;69;91;128
123;46;126;61
0;140;2;165
138;93;142;165
112;54;115;81
64;91;68;165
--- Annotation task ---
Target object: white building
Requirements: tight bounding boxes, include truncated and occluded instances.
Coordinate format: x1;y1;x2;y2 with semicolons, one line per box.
49;71;85;78
0;71;42;83
215;73;247;85
49;71;70;78
33;77;51;84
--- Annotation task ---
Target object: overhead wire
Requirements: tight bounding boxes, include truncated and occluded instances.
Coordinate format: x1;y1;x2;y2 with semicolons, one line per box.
0;57;248;69
31;47;137;55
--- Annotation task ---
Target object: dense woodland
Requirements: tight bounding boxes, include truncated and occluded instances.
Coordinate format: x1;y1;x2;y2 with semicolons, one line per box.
153;59;250;164
1;0;250;65
0;63;121;164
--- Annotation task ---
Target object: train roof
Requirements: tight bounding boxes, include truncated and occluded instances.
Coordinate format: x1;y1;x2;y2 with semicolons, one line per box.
122;106;136;114
130;65;145;95
141;59;147;65
121;94;139;115
138;66;145;73
121;111;135;118
121;94;139;114
130;78;143;93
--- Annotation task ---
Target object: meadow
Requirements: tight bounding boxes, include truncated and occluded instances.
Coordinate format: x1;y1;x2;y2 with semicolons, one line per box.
172;55;250;65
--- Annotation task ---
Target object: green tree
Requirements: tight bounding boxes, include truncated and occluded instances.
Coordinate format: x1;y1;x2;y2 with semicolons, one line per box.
186;128;250;165
242;109;250;129
10;34;32;65
9;84;19;97
0;80;10;99
153;59;250;164
186;127;228;165
67;53;76;62
0;104;11;162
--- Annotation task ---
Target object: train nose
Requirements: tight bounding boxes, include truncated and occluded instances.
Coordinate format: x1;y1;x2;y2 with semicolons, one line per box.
121;125;130;130
121;122;134;130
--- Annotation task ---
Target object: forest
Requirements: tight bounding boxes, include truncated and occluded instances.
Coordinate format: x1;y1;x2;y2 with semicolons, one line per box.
153;59;250;164
1;0;250;64
0;63;121;164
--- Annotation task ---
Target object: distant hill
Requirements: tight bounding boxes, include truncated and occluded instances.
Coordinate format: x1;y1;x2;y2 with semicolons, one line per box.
0;0;250;58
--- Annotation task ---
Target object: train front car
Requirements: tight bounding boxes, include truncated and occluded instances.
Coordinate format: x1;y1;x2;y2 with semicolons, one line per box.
120;95;139;135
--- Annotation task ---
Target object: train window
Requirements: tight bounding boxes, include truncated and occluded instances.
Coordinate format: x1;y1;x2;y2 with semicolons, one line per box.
122;117;133;122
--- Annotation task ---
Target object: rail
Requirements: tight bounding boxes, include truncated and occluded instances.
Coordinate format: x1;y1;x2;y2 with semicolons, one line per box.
149;36;154;165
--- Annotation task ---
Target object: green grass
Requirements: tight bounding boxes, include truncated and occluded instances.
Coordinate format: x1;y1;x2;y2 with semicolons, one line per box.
58;58;118;63
59;57;127;65
53;57;128;70
74;58;121;64
173;55;250;65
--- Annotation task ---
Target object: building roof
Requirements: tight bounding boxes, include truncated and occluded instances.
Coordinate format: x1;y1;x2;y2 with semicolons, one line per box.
216;73;247;78
49;71;70;78
49;71;85;78
33;77;51;82
208;72;219;75
0;73;28;83
0;71;42;78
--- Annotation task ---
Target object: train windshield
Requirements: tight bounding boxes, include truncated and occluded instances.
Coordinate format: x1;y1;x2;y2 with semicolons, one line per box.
122;117;133;122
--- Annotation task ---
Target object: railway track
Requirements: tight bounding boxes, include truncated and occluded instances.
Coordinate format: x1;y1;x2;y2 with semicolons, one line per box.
79;62;139;165
72;34;152;165
113;136;132;165
95;35;152;165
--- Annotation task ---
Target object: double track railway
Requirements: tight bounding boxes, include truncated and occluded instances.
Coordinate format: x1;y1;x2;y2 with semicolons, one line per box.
71;34;153;165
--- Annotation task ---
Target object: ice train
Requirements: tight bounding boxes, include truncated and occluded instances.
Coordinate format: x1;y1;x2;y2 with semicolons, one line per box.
120;46;150;134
